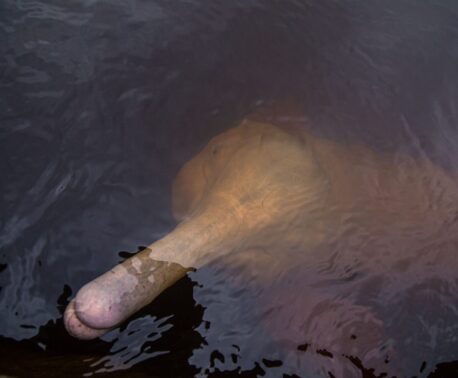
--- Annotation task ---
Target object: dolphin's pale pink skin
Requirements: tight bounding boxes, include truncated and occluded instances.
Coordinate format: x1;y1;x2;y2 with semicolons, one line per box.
64;121;329;339
66;256;189;335
64;120;458;340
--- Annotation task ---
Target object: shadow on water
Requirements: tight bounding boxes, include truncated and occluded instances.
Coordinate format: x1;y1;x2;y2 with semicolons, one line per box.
1;0;458;377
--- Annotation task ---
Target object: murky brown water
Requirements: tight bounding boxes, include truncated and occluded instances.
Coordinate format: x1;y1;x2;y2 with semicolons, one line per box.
1;1;458;377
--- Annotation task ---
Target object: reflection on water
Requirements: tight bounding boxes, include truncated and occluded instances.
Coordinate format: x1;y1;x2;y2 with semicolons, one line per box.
1;0;458;377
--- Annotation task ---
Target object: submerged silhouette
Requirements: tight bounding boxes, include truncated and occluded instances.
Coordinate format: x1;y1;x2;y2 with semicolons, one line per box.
64;119;458;375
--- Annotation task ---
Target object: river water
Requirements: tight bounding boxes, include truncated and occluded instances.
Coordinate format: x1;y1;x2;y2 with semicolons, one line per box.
1;1;458;377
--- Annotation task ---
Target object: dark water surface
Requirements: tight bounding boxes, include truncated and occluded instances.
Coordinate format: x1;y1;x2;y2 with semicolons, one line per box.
1;1;458;377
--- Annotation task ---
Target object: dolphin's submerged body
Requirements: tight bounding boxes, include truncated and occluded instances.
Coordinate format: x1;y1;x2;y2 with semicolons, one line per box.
65;120;458;377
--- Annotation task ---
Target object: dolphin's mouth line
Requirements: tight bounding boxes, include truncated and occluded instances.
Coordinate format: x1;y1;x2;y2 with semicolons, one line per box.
64;300;112;340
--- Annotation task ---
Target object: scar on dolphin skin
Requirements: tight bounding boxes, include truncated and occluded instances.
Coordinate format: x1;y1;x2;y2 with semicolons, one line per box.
63;119;458;342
